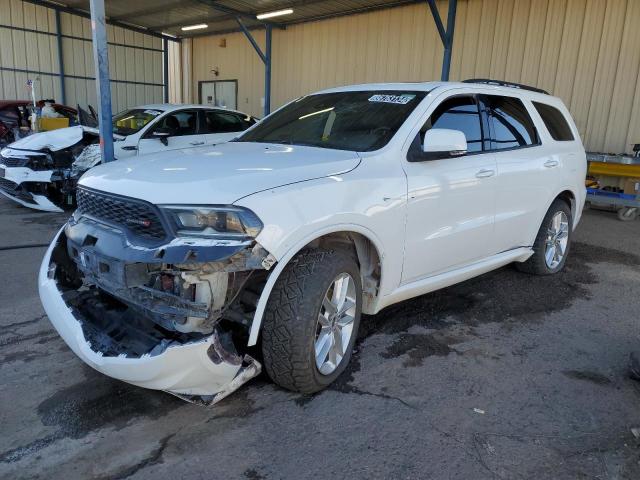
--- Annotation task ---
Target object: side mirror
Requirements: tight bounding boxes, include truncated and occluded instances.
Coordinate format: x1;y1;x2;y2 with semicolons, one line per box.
152;128;171;146
412;128;467;161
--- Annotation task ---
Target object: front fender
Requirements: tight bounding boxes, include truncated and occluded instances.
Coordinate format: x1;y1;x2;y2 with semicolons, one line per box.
244;223;386;346
234;170;407;346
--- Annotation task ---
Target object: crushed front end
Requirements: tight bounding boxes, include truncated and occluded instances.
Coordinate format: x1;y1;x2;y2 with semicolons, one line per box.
39;186;274;404
0;131;98;211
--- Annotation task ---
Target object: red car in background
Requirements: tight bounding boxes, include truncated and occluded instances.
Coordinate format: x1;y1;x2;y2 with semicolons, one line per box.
0;100;77;147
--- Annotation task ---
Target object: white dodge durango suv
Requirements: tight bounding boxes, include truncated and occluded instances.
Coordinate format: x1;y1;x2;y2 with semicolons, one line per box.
39;80;586;404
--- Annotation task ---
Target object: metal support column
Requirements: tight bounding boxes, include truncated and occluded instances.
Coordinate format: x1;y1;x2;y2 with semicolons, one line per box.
89;0;114;163
264;25;272;116
163;38;169;103
236;18;272;117
54;8;66;105
426;0;458;81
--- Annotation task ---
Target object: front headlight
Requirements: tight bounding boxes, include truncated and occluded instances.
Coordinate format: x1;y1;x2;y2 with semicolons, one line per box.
161;205;263;239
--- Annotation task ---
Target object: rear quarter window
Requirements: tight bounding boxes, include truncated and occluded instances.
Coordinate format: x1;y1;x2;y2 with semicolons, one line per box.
532;101;575;141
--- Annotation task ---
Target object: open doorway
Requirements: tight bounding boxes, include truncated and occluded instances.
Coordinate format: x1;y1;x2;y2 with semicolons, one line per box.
199;80;238;110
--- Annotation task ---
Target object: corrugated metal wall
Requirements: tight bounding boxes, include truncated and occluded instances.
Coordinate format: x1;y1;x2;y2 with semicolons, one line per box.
0;0;165;112
188;0;640;154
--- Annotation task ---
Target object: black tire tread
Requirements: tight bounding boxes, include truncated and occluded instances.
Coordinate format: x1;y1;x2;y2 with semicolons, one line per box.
261;248;359;394
516;198;572;275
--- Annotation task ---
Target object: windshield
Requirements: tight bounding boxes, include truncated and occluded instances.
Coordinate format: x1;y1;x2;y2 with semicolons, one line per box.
112;108;163;136
236;91;426;151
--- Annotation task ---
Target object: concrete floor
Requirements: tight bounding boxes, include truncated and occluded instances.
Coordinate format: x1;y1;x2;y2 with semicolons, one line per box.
1;196;639;480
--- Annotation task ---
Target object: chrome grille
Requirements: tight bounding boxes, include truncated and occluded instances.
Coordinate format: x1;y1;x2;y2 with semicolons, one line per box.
75;187;167;242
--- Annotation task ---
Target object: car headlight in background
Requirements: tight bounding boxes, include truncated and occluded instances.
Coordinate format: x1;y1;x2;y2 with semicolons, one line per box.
161;205;263;239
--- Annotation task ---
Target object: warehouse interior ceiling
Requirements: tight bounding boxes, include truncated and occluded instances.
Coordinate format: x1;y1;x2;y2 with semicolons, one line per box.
27;0;424;37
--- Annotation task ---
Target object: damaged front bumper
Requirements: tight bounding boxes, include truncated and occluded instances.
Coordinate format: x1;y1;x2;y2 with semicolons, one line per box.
0;166;65;212
38;225;266;403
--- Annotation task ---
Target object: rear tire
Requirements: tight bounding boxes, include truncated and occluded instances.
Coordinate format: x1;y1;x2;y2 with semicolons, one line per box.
261;248;362;394
516;199;572;275
617;207;638;222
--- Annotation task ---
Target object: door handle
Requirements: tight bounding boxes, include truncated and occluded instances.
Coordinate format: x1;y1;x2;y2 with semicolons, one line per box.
121;145;137;151
190;141;205;146
475;169;495;178
544;159;559;168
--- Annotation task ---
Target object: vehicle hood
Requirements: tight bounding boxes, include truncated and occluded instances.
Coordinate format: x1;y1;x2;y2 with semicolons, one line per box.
79;142;361;205
6;125;121;152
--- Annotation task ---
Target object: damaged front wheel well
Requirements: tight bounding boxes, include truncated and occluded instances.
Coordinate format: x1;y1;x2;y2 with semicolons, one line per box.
289;231;381;314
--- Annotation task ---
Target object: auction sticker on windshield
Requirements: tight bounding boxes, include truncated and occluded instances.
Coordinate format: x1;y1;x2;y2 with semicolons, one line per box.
368;94;416;104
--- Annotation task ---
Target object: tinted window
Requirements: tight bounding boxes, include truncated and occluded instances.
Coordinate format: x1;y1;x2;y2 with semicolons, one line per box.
237;91;426;152
421;96;483;153
113;108;162;135
151;110;198;137
532;101;574;141
202;111;253;133
484;96;538;150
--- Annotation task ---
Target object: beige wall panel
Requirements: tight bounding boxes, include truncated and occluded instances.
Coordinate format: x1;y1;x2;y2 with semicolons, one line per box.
0;0;163;111
503;0;530;82
536;0;566;93
604;0;640;152
474;0;498;79
488;0;515;80
584;0;627;151
552;0;586;103
519;0;548;85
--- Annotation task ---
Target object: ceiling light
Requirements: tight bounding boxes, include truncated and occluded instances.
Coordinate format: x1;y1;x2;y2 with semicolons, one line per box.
181;24;208;31
256;8;293;20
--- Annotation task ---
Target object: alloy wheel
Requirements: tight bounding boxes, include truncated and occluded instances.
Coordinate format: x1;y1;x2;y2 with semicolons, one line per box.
545;211;569;269
314;273;357;375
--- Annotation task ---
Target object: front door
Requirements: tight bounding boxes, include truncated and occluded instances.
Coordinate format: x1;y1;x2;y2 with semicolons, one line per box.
200;80;238;110
401;94;497;283
137;109;200;155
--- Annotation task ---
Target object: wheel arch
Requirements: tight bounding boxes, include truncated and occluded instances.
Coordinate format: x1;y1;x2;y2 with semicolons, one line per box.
247;225;384;346
556;189;577;221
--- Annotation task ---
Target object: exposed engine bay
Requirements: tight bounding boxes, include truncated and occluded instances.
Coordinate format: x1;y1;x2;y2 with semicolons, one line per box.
47;213;274;403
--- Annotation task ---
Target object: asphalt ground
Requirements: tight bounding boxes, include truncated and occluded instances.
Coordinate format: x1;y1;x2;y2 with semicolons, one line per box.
1;196;639;480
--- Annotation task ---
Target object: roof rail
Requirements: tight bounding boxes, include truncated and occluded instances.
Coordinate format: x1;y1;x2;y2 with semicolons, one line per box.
462;78;549;95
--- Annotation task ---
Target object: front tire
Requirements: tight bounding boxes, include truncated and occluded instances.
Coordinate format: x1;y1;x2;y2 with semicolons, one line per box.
261;248;362;394
516;199;573;275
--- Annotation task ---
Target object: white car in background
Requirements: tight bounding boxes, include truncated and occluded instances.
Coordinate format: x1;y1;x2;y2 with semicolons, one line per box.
0;104;257;212
39;80;586;404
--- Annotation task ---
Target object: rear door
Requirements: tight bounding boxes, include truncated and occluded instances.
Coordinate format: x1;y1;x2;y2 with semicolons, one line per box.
402;94;497;283
199;110;256;145
480;95;553;253
137;109;200;155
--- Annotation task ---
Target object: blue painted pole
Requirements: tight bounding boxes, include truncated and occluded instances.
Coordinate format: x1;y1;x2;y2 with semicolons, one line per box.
89;0;114;163
441;0;457;81
264;24;272;117
54;8;66;105
163;38;169;103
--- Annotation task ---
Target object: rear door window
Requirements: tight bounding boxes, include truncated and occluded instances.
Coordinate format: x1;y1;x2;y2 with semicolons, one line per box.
483;95;539;150
532;101;574;141
202;111;253;133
